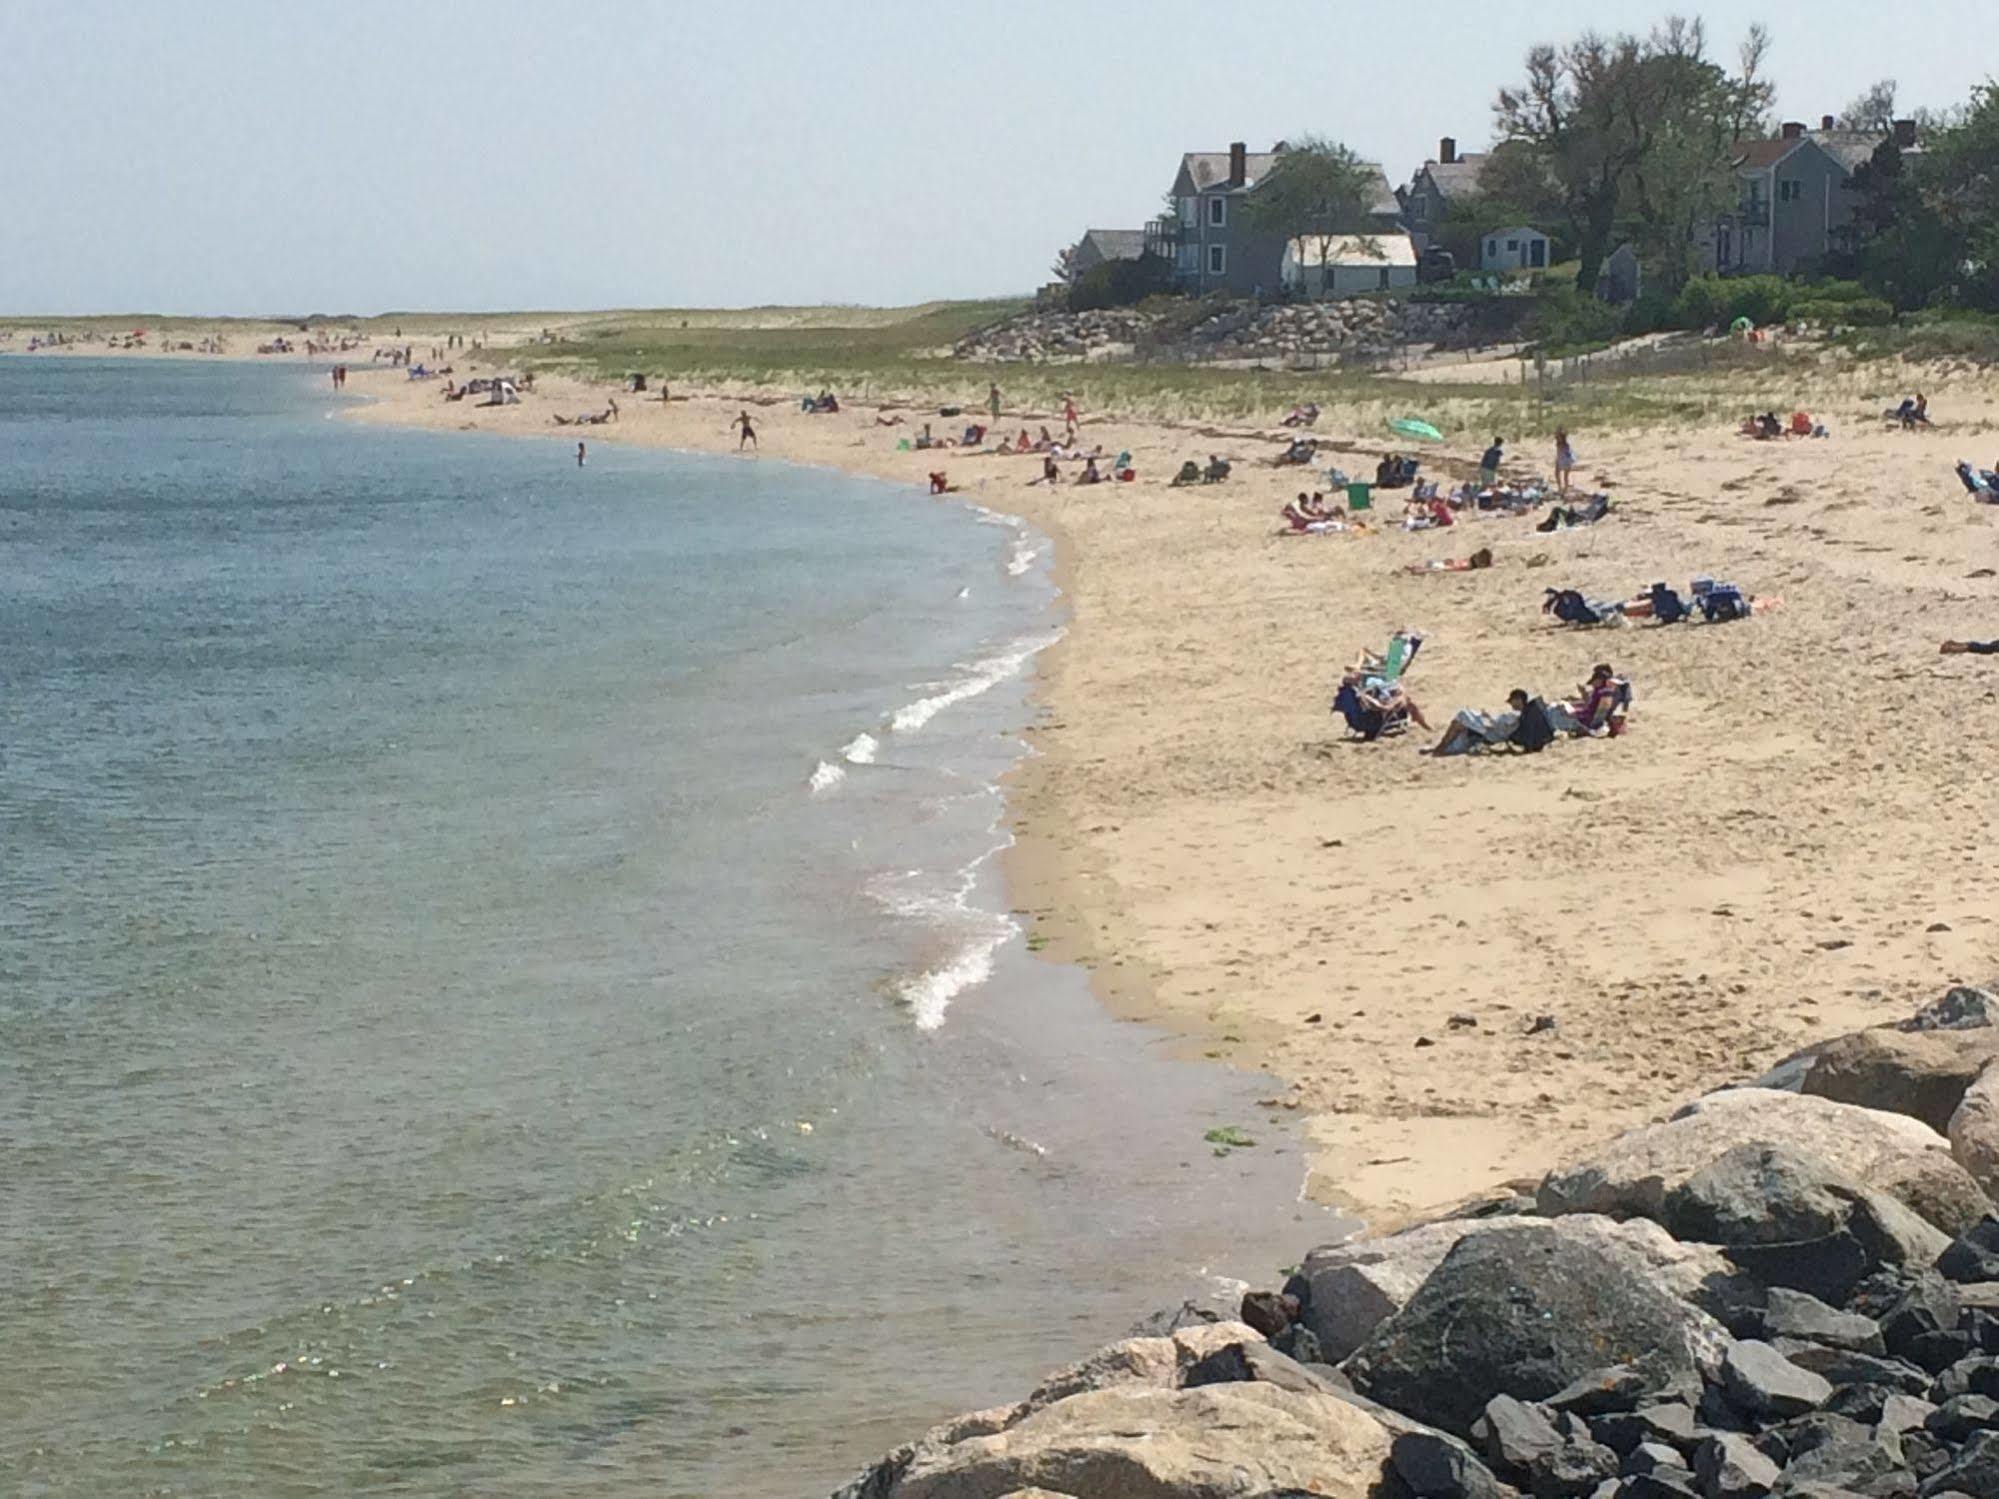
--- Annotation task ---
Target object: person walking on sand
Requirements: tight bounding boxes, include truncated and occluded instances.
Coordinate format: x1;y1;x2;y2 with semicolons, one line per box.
576;441;587;468
1062;394;1079;441
736;411;757;450
1479;436;1505;490
988;382;1002;422
1554;429;1575;494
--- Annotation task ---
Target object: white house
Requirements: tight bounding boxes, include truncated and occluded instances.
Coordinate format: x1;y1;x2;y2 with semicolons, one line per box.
1281;233;1418;297
1481;226;1550;272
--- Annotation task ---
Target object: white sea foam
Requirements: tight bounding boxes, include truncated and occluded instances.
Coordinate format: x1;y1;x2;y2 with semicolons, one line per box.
889;629;1063;737
867;838;1019;1029
841;732;878;765
807;760;846;794
1007;537;1042;577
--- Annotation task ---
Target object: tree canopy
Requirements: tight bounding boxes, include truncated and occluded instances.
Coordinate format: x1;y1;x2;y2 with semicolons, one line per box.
1241;137;1382;294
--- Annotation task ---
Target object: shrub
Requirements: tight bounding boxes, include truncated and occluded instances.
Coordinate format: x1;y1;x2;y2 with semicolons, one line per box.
1528;283;1622;351
1671;275;1797;330
1068;255;1177;312
1792;296;1894;327
1621;288;1680;336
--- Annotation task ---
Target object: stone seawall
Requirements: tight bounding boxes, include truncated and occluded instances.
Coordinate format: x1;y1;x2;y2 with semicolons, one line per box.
834;985;1999;1499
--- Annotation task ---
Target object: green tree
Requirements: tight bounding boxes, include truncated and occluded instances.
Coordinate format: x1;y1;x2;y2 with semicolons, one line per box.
1832;139;1957;310
1495;16;1771;294
1240;137;1381;297
1925;81;1999;311
1620;19;1774;294
1842;79;1899;134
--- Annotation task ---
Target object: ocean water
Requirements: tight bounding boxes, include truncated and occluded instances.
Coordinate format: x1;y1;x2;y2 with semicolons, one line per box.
0;359;1334;1498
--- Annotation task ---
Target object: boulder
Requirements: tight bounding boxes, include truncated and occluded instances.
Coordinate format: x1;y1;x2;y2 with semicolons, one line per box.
880;1383;1397;1499
1764;1289;1887;1354
1932;1354;1999;1401
1394;1429;1520;1499
1720;1341;1834;1419
1948;1063;1999;1202
1592;1404;1701;1457
1878;1393;1939;1439
1348;1227;1728;1437
1627;1442;1690;1477
1294;1216;1749;1362
1182;1338;1342;1398
1937;1220;1999;1284
1774;1344;1932;1395
1717;1180;1950;1305
1692;1433;1781;1499
1925;1393;1999;1441
1553;1364;1698;1418
1240;1290;1299;1338
1537;1090;1989;1237
1531;1441;1622;1499
1881;1277;1963;1363
1480;1395;1567;1475
1803;1027;1999;1134
1026;1321;1263;1409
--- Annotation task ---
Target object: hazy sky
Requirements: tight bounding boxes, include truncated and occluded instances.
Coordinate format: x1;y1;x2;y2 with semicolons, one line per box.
2;0;1990;315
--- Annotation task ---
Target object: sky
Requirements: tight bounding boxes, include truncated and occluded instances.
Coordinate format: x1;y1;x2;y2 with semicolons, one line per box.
1;0;1991;316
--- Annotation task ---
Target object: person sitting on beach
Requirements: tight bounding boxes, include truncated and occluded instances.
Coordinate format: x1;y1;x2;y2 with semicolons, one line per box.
1898;394;1932;429
874;412;906;426
1015;429;1032;452
961;423;986;446
915;422;938;450
1276;437;1317;467
1030;454;1060;486
1074;457;1103;485
1941;639;1999;655
1034;425;1055;453
1756;411;1783;440
1172;459;1203;486
1204;454;1231;483
1282;402;1320;429
1569;663;1630;736
1428;689;1561;756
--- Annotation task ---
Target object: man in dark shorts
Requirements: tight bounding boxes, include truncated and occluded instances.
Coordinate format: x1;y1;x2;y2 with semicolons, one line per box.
1479;437;1504;488
736;411;757;450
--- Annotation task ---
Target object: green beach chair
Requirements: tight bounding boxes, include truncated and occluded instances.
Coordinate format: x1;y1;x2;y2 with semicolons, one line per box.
1346;482;1373;512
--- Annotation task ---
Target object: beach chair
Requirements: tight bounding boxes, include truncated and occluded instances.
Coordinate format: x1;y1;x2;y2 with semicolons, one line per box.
1647;582;1692;626
1379;631;1424;683
1332;682;1406;741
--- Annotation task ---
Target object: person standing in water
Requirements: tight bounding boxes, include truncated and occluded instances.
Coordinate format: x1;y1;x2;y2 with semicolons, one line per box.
576;441;587;467
736;411;757;450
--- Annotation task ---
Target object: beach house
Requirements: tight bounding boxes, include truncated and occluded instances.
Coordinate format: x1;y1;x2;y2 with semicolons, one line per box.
1399;138;1491;253
1281;233;1419;297
1145;142;1402;299
1701;117;1916;277
1070;229;1148;275
1481;227;1551;272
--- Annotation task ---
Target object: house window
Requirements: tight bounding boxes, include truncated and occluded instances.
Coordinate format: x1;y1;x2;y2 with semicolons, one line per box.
1779;179;1803;202
1177;243;1197;272
1179;196;1198;226
1207;195;1227;227
1207;244;1227;276
1507;239;1519;252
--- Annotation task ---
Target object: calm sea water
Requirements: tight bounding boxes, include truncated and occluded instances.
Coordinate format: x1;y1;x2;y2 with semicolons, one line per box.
0;359;1333;1498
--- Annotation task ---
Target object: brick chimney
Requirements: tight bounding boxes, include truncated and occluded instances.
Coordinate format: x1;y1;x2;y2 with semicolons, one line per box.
1439;136;1457;166
1893;118;1918;148
1781;120;1805;140
1821;114;1836;131
1228;141;1247;188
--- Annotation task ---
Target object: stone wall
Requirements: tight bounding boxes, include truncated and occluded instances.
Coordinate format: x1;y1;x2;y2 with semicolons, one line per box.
951;297;1474;367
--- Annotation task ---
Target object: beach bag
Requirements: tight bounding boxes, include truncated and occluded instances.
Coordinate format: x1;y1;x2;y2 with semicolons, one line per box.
1649;583;1690;625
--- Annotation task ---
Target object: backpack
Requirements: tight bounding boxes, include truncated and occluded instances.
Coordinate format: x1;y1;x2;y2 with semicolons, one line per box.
1510;699;1557;753
1649;584;1690;625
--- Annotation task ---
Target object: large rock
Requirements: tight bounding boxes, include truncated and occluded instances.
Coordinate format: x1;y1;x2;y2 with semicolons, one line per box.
879;1383;1397;1499
1293;1216;1750;1362
1898;986;1999;1034
1762;1288;1886;1354
1802;1027;1999;1134
1347;1227;1728;1438
1949;1062;1999;1201
1538;1090;1990;1236
1718;1340;1832;1418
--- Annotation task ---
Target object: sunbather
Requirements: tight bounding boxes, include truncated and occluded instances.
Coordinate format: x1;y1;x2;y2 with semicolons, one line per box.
1403;547;1494;574
1956;461;1999;501
1941;640;1999;654
1171;459;1203;486
1282;402;1320;428
1204;455;1231;483
1075;457;1103;485
1569;664;1630;736
1542;588;1625;627
1029;455;1060;486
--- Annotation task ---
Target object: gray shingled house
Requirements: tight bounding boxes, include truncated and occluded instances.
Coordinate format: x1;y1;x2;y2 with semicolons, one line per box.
1144;141;1403;298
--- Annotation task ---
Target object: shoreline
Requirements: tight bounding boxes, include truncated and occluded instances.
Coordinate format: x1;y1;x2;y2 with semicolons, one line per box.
25;335;1999;1237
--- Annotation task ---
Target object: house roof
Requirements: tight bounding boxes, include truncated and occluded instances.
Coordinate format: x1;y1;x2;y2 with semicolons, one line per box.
1423;154;1491;199
1734;137;1807;170
1487;226;1547;241
1177;149;1402;217
1810;131;1888;171
1286;233;1418;268
1079;229;1147;261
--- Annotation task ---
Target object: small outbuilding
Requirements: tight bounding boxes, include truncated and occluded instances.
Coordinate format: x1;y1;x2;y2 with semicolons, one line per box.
1281;233;1418;297
1481;226;1551;272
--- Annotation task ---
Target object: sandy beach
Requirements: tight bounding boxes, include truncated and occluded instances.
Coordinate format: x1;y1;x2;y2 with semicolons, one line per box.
20;327;1999;1231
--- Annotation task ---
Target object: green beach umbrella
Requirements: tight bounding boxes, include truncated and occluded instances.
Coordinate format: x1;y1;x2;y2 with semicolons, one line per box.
1387;417;1445;443
1731;316;1755;334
